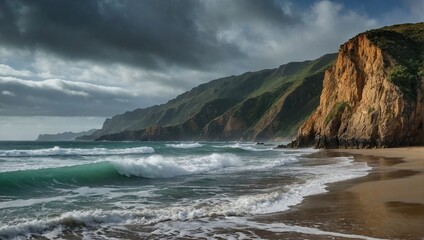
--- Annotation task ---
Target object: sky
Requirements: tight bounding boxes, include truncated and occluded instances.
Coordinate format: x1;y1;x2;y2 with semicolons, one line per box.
0;0;423;140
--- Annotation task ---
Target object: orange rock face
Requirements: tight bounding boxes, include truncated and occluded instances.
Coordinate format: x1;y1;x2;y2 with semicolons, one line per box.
292;34;424;148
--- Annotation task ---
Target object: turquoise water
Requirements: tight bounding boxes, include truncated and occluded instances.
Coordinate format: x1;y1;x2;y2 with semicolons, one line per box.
0;141;370;239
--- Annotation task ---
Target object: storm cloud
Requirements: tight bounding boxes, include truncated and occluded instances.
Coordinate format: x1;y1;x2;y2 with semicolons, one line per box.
0;76;147;116
0;0;422;120
0;0;297;70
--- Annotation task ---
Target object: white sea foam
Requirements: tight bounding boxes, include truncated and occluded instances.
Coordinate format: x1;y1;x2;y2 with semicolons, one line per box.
277;148;320;158
0;209;138;239
0;157;102;173
0;146;154;157
112;153;243;178
0;187;156;210
152;217;385;240
231;157;370;214
240;219;385;240
166;142;203;149
236;156;299;172
214;143;274;152
0;145;372;239
69;186;155;199
0;156;371;239
0;196;67;210
113;156;188;178
0;152;244;176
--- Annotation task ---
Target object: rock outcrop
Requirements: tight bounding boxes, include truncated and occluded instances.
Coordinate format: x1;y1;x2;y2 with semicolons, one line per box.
291;23;424;148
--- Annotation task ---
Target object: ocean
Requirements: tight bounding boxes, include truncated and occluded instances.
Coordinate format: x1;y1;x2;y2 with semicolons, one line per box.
0;141;371;239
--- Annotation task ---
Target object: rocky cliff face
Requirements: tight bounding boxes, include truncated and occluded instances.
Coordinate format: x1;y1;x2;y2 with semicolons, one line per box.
291;23;424;148
84;53;336;141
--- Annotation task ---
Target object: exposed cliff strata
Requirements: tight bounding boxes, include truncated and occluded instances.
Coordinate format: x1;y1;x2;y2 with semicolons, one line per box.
291;23;424;148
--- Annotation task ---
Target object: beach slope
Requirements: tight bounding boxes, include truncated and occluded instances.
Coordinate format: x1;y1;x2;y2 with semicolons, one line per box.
256;147;424;239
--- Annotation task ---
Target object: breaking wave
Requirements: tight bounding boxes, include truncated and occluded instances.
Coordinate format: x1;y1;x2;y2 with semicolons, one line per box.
0;157;371;239
0;146;154;157
166;143;203;149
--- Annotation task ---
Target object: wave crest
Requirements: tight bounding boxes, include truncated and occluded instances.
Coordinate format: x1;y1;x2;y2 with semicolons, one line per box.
216;143;273;152
113;153;243;178
0;146;154;157
0;157;371;239
166;143;203;149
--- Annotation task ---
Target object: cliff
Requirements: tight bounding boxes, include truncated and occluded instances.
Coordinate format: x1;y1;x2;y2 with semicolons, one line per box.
37;129;97;141
291;23;424;148
84;54;336;141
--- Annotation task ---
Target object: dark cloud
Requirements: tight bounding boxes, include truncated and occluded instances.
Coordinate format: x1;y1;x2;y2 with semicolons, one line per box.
0;0;422;139
0;0;420;121
0;0;296;70
0;77;158;116
0;0;378;119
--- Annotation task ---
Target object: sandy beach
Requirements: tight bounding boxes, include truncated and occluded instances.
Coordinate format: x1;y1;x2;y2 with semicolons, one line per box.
253;147;424;239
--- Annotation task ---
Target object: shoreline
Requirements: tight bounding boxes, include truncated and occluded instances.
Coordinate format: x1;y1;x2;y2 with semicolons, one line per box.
254;147;424;239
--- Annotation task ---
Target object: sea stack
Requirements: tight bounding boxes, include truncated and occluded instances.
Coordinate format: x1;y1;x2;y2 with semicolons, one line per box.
291;23;424;148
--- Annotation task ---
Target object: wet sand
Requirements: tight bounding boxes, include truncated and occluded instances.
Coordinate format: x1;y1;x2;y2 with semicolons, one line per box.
254;147;424;239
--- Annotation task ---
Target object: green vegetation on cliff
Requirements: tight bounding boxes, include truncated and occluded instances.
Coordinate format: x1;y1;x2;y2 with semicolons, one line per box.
366;23;424;99
85;53;336;141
